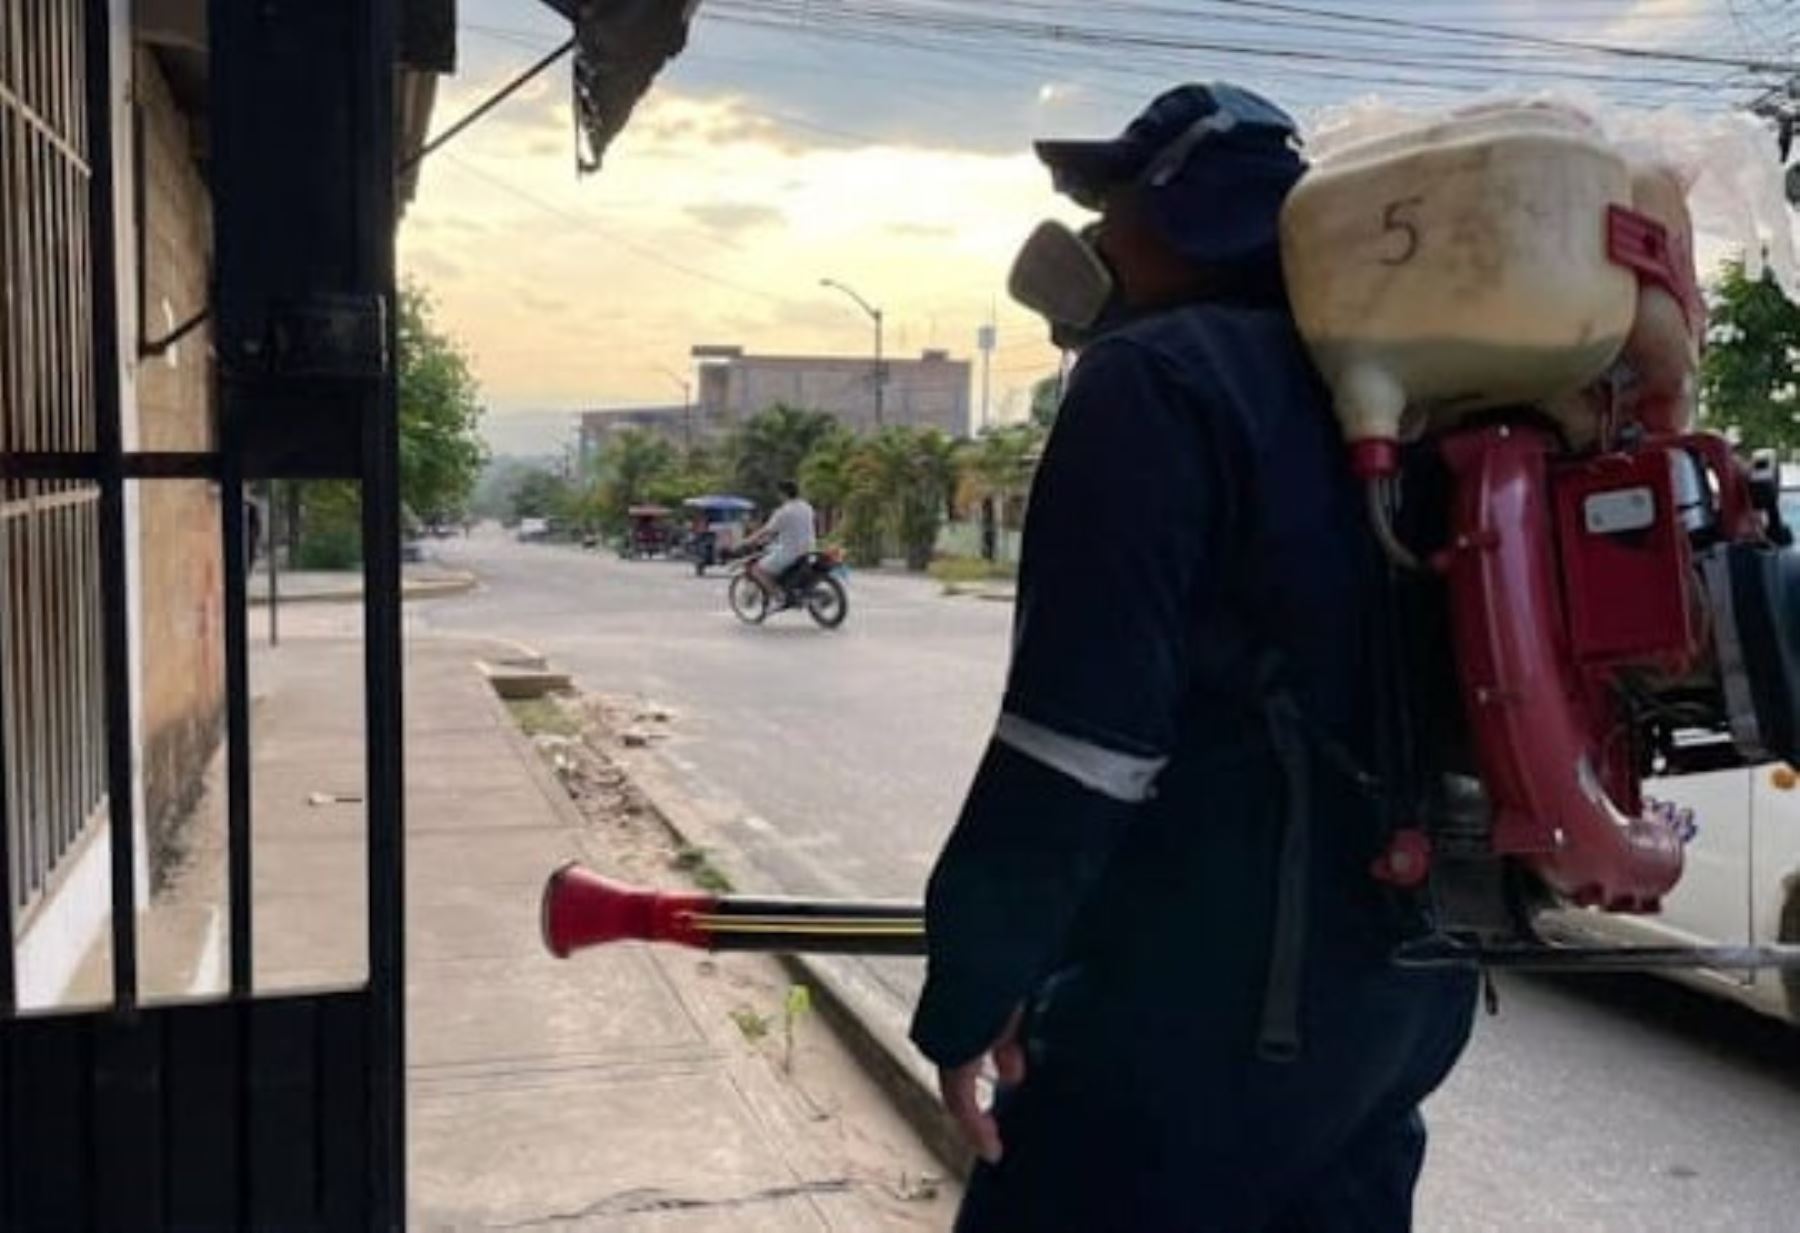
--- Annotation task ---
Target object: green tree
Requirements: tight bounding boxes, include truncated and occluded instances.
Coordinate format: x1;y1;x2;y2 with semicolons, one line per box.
729;405;841;509
290;282;487;565
797;428;856;535
1701;259;1800;451
963;423;1044;531
294;482;362;569
593;429;679;532
1029;372;1064;430
643;442;729;512
398;281;487;523
863;427;956;570
840;444;888;567
509;468;574;522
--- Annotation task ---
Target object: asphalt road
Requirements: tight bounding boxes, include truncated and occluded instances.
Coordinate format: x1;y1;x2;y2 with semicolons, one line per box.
423;528;1800;1232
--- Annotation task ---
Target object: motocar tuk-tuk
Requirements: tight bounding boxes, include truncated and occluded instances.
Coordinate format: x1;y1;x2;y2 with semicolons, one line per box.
682;494;756;575
620;504;676;559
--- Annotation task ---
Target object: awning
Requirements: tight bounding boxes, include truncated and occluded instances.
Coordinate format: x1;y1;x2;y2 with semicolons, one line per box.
537;0;705;173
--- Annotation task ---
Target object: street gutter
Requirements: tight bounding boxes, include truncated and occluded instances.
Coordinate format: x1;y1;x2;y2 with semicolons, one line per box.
567;695;975;1178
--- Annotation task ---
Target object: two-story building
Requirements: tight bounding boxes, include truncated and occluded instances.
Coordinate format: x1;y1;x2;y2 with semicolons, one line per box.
691;345;973;438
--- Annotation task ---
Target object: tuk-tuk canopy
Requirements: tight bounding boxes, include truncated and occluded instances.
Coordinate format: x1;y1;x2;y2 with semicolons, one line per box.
683;495;755;513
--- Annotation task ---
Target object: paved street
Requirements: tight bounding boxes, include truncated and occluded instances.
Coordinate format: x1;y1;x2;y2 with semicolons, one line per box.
422;527;1800;1231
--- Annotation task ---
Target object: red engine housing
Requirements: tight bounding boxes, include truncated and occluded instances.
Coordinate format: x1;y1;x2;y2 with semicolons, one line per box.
1430;426;1759;912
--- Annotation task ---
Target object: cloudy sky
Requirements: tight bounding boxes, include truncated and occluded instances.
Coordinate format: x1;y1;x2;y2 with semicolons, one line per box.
397;0;1796;456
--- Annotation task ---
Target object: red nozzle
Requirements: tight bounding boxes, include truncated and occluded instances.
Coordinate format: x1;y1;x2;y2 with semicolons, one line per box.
541;863;716;957
1370;829;1433;889
1350;439;1400;480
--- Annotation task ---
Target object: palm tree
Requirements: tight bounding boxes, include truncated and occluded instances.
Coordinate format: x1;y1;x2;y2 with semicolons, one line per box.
798;429;855;535
729;404;841;510
914;429;961;524
865;427;954;571
841;442;888;566
965;424;1043;531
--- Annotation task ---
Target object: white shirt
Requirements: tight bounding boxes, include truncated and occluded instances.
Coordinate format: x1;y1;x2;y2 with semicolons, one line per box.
764;498;817;558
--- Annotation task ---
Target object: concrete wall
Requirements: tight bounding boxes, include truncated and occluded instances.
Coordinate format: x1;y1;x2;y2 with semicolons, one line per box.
132;49;224;876
700;352;972;437
936;520;1023;565
578;404;694;465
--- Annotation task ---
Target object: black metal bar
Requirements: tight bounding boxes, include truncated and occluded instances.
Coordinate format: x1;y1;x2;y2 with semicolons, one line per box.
266;481;280;647
220;460;253;997
363;3;407;1224
399;38;573;173
707;896;922;921
86;0;135;1014
0;451;222;481
140;307;208;359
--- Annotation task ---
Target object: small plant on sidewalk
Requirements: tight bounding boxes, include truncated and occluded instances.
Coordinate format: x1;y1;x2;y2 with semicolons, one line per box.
729;1005;774;1043
671;844;732;894
782;983;813;1076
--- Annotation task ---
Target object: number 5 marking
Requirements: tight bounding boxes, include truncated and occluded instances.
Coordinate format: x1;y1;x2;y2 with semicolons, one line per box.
1381;197;1424;266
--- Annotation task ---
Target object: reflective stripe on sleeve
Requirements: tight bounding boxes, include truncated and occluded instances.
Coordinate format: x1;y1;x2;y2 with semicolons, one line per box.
994;712;1168;804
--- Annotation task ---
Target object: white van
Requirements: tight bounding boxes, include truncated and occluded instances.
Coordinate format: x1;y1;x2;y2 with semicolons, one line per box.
1544;487;1800;1026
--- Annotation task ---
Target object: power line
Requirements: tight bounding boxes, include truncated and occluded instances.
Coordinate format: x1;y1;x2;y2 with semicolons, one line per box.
436;152;784;304
945;0;1792;69
713;0;1797;75
708;0;1778;101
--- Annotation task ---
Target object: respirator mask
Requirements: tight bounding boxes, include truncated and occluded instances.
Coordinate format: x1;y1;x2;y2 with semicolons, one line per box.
1006;220;1123;350
1009;86;1303;349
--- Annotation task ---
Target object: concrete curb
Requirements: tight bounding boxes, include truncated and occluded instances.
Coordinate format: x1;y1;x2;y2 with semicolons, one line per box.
566;703;974;1180
769;951;972;1178
477;650;971;1175
246;571;478;605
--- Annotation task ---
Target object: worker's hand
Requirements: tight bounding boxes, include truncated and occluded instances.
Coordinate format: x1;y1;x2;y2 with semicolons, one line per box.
938;1005;1026;1166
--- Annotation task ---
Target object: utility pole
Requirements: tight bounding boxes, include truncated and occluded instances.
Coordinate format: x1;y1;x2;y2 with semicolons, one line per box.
874;307;885;430
820;277;885;430
977;319;996;434
655;364;693;450
1749;75;1800;203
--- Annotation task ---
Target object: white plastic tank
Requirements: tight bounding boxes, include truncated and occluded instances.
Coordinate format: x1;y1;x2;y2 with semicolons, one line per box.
1281;104;1638;466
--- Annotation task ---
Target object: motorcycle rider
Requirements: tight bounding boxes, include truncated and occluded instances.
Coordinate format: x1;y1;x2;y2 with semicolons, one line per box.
743;480;816;601
911;83;1478;1231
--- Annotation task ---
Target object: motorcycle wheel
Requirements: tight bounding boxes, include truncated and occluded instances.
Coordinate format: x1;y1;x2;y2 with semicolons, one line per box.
728;573;769;625
805;576;849;629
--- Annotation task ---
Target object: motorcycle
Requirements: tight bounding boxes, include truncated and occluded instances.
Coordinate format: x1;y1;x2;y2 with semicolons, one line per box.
725;547;849;629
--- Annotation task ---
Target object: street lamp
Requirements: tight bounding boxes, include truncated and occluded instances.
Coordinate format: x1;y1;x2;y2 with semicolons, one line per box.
653;364;693;450
819;277;885;429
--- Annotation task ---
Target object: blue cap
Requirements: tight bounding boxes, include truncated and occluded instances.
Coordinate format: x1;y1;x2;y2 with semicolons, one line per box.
1035;83;1305;269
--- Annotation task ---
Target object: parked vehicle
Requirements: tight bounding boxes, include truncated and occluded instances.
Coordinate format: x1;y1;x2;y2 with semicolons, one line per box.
726;547;849;629
516;516;550;542
1545;757;1800;1025
1541;486;1800;1027
683;494;756;576
619;505;676;559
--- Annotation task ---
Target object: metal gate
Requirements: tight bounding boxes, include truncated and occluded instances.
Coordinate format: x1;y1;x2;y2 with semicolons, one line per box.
0;1;409;1227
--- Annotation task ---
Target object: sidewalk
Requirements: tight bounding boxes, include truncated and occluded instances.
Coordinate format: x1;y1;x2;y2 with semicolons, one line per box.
130;622;956;1231
245;564;477;604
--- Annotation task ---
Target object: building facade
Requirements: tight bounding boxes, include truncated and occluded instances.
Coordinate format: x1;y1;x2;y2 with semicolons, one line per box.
0;0;439;1008
693;346;973;438
577;403;696;466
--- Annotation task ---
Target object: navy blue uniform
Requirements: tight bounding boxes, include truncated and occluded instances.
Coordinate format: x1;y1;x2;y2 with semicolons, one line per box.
912;304;1477;1232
